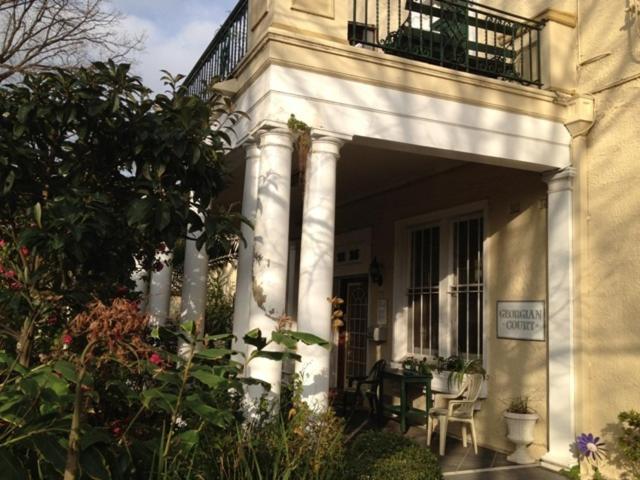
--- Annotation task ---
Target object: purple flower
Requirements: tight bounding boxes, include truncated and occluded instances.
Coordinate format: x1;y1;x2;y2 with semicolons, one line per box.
576;433;607;463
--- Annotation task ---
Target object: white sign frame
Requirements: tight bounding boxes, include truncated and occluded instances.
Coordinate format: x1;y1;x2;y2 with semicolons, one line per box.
496;301;545;341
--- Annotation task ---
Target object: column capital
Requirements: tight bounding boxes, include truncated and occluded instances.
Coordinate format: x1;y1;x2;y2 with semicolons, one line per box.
244;138;261;158
258;128;294;150
544;167;576;193
310;135;345;157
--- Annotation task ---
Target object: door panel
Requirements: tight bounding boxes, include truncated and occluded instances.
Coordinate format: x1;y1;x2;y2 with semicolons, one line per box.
337;276;369;389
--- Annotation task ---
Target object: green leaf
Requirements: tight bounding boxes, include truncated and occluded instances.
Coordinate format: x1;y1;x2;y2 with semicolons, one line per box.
141;388;177;412
250;350;301;362
31;436;66;473
155;203;171;231
243;328;267;350
286;331;330;349
190;368;225;388
271;331;297;349
53;360;77;383
184;395;232;427
204;333;234;343
177;429;199;450
180;320;194;334
127;198;152;226
79;427;111;450
80;446;111;480
194;348;232;360
0;449;26;480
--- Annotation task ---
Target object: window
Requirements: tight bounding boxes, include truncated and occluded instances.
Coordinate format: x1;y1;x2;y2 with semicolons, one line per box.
400;208;485;361
407;226;440;357
452;217;484;360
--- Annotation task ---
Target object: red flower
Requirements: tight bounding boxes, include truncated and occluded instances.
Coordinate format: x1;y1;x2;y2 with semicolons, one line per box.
111;425;123;437
149;352;162;366
62;334;73;345
153;260;163;272
9;281;22;290
3;269;16;279
19;246;29;257
46;315;58;326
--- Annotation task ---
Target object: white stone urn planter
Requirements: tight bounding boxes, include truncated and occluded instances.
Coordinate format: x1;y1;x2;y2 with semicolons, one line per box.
503;411;539;464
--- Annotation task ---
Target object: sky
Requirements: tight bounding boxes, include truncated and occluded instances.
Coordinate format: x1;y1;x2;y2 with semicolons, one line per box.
112;0;239;92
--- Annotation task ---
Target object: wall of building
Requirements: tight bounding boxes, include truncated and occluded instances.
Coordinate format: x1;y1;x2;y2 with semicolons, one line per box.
575;0;640;477
334;160;549;456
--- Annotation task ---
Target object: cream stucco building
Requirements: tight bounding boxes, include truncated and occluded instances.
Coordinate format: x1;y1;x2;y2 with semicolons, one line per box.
163;0;640;476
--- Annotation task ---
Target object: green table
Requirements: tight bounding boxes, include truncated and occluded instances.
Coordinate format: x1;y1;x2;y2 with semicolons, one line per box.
380;368;433;433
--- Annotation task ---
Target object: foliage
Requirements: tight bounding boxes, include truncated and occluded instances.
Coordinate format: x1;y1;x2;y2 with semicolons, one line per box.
204;272;235;336
0;61;245;366
0;298;331;479
506;396;535;414
617;410;640;479
216;376;346;480
401;356;432;375
344;430;443;480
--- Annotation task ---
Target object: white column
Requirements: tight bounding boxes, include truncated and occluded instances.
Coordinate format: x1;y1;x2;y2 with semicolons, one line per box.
178;205;209;357
232;140;261;360
295;136;342;409
247;128;293;397
131;257;148;312
147;247;173;327
542;167;576;470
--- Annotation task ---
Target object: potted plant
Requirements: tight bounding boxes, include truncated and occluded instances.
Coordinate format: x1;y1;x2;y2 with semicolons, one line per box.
503;396;539;464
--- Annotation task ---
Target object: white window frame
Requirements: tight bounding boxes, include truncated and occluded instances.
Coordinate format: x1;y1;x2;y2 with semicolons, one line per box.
392;201;489;371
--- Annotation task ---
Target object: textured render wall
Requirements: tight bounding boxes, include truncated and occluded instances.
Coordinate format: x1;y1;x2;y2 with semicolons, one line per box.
335;162;549;455
483;0;575;18
576;0;640;476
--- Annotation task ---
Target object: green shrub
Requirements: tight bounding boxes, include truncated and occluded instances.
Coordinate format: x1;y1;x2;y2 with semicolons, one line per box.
344;430;443;480
214;375;346;480
618;410;640;479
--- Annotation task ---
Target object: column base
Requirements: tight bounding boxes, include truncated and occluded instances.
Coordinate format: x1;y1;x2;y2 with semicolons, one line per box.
541;451;577;471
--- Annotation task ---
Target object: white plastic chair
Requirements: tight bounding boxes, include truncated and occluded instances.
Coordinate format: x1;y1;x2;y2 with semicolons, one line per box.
426;373;484;455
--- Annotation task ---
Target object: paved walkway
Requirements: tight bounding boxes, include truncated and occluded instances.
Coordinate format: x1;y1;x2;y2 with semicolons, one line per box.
345;410;566;480
395;421;566;480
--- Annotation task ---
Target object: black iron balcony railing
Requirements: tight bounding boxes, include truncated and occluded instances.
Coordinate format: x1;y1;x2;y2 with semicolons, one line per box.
349;0;545;87
184;0;248;97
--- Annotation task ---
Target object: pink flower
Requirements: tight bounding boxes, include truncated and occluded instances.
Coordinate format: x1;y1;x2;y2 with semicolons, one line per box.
149;352;162;366
19;246;29;257
9;281;22;290
3;269;16;279
62;334;73;345
46;315;58;326
0;239;6;248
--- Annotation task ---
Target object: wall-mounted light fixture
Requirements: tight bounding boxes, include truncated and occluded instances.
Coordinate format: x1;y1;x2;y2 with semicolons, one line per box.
369;257;383;286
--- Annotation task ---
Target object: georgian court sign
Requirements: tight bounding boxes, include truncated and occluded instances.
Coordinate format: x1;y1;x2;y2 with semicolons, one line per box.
497;301;545;341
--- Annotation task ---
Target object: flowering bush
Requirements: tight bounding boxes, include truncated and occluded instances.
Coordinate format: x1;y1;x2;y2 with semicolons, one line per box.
0;298;331;478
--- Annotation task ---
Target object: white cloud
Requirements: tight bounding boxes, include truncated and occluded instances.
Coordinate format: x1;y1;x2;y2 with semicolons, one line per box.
112;0;239;92
118;15;216;92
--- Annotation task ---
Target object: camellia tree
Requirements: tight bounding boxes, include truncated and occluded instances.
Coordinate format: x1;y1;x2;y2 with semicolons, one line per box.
0;61;244;366
0;62;333;479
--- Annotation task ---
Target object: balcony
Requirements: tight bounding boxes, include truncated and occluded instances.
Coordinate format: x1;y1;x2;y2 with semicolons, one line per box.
184;0;248;97
185;0;545;97
350;0;545;87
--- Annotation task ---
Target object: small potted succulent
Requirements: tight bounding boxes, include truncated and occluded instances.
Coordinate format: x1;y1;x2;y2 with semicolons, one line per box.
503;396;539;464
